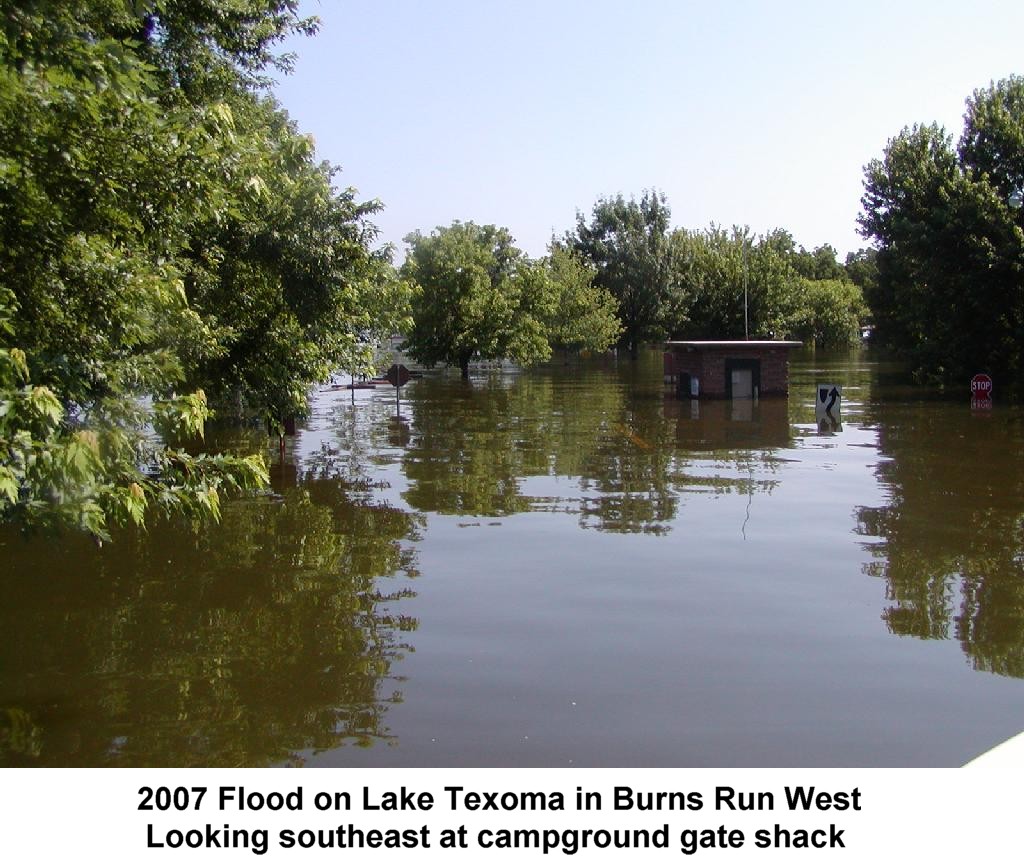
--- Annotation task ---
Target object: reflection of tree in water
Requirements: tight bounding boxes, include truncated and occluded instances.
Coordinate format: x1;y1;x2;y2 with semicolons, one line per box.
401;375;595;517
400;364;787;535
399;371;683;532
0;470;423;766
856;405;1024;677
576;405;679;534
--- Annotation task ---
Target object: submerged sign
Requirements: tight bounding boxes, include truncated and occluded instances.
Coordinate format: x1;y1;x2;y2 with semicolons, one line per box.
816;385;841;414
816;384;842;434
971;373;993;410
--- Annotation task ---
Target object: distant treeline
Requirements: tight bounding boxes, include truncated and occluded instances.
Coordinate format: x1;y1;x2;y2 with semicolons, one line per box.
567;191;873;357
400;199;874;376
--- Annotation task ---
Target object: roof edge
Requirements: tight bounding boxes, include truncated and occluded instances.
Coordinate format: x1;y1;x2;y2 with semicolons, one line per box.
665;340;804;348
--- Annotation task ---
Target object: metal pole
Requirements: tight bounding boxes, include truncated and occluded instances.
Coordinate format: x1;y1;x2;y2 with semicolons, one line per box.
743;238;749;340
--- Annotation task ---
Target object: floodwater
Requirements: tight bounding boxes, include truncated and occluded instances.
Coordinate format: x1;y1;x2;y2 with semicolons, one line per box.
3;348;1024;767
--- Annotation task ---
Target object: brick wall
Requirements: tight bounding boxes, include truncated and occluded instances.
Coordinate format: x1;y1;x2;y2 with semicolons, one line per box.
668;347;791;397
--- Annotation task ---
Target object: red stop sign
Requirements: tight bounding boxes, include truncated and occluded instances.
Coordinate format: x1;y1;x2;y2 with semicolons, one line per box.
971;373;993;396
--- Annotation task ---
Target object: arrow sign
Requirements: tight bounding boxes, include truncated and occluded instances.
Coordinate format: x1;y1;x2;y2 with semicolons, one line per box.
816;384;842;415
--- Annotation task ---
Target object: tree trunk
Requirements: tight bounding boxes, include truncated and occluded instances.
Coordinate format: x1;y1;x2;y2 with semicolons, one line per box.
459;353;471;380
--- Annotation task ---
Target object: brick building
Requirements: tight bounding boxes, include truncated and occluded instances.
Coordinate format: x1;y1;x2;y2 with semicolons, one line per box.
663;340;802;399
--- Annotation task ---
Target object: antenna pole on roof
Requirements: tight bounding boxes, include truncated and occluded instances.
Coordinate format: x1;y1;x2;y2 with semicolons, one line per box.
743;235;750;340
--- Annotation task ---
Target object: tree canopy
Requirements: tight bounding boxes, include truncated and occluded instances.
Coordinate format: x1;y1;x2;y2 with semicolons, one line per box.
0;0;405;536
400;222;620;377
669;225;865;347
567;191;866;351
568;191;677;358
860;76;1024;382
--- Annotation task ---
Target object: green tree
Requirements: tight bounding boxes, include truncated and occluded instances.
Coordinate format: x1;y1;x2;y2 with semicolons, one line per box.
0;289;269;538
179;94;410;427
789;278;867;348
860;78;1024;382
844;249;878;299
790;244;846;281
569;191;678;358
671;226;802;339
670;226;740;337
35;0;320;99
0;6;273;536
541;243;622;354
401;222;550;378
0;1;400;534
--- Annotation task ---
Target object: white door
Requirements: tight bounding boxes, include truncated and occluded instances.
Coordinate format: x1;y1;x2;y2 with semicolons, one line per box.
731;368;753;399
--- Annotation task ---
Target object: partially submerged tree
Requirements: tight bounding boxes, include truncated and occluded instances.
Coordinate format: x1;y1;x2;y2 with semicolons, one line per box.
789;278;868;348
0;1;402;535
668;226;865;346
179;94;410;428
401;222;619;378
0;289;268;538
401;222;542;378
860;77;1024;381
544;244;622;354
569;191;677;358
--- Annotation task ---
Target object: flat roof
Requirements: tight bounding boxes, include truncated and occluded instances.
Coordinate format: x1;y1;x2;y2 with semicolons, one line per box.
666;340;803;348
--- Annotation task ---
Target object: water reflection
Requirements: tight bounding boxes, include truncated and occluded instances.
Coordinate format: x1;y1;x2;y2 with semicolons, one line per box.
856;400;1024;677
5;349;1024;768
395;369;792;536
664;397;792;449
0;462;422;766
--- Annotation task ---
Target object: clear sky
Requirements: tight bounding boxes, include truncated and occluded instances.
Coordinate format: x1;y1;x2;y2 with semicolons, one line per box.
272;0;1024;261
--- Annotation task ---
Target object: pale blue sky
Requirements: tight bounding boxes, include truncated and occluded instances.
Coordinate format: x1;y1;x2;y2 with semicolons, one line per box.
273;0;1024;261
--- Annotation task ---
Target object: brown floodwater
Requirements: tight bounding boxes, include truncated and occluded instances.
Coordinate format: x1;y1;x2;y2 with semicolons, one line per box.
2;348;1024;767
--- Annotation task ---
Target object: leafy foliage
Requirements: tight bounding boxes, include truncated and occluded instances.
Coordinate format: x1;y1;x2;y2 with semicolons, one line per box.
544;244;622;353
569;191;865;351
789;278;868;348
569;191;677;357
0;289;269;538
844;249;878;301
178;94;410;425
860;77;1024;382
401;222;619;377
669;225;865;346
0;1;401;534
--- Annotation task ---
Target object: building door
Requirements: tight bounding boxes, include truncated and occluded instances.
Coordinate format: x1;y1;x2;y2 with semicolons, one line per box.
731;368;753;399
725;359;760;399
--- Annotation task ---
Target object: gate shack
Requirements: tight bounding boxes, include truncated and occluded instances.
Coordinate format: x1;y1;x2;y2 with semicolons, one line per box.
664;340;802;399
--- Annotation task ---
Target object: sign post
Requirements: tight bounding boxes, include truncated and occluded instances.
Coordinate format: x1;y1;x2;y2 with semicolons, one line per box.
385;364;411;414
